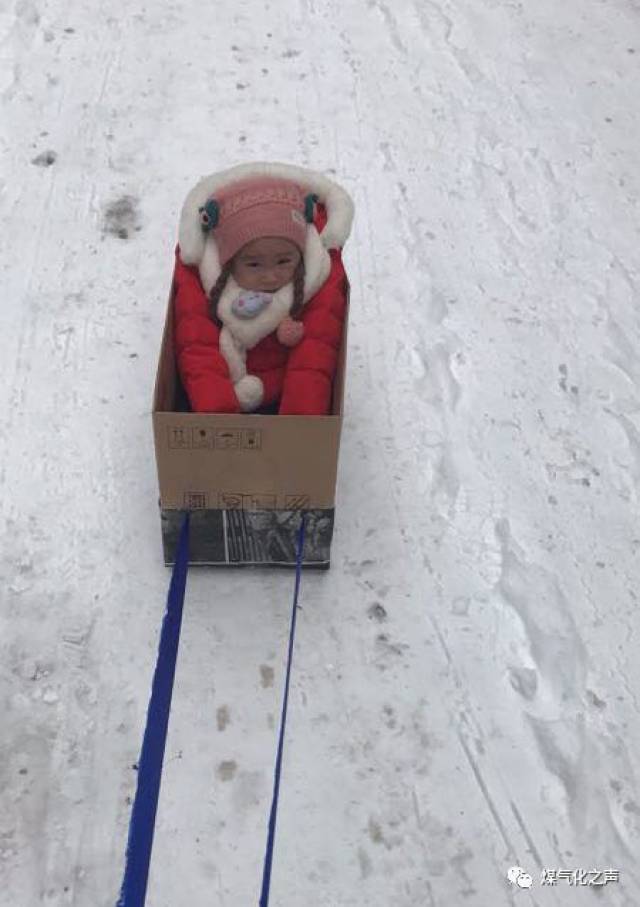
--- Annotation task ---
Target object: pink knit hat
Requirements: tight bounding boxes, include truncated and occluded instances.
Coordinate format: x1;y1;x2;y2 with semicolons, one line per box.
201;176;309;267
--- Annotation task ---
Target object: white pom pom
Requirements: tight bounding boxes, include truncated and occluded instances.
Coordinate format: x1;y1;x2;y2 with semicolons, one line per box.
235;375;264;412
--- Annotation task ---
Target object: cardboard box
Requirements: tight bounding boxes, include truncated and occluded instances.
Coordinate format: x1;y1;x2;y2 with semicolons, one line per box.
152;277;349;567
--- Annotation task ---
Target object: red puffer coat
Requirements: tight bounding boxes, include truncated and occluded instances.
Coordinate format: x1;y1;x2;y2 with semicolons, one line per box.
172;207;348;415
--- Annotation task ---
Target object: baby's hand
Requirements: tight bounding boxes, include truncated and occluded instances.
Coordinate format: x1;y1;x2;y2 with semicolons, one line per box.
277;316;304;347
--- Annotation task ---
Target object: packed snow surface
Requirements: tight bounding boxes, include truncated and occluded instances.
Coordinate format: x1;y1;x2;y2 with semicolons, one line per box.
1;0;639;904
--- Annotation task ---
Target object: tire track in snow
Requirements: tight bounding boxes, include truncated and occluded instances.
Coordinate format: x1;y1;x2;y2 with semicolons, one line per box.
427;612;556;903
333;1;640;901
1;6;84;489
334;36;421;542
329;20;550;888
369;135;465;531
0;166;59;491
493;517;637;875
455;724;518;859
321;11;541;899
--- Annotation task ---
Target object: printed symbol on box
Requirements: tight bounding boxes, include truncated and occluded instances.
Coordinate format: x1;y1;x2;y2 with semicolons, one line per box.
216;429;240;450
168;427;191;449
241;429;262;451
220;493;243;509
192;427;214;449
284;494;310;510
248;494;277;510
184;492;208;510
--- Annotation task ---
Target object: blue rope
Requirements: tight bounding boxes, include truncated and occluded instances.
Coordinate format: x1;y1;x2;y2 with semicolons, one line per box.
259;514;307;907
114;510;306;906
116;512;190;907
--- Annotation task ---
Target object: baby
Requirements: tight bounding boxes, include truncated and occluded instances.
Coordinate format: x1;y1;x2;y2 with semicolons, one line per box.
225;237;304;347
173;163;354;415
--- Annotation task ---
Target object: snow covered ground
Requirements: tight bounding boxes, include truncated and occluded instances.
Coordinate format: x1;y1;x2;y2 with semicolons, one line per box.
2;0;640;903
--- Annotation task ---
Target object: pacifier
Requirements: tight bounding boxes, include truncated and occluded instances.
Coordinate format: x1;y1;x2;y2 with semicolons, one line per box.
231;290;273;319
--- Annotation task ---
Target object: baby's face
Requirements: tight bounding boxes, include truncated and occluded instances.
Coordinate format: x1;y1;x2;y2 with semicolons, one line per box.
231;237;301;293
